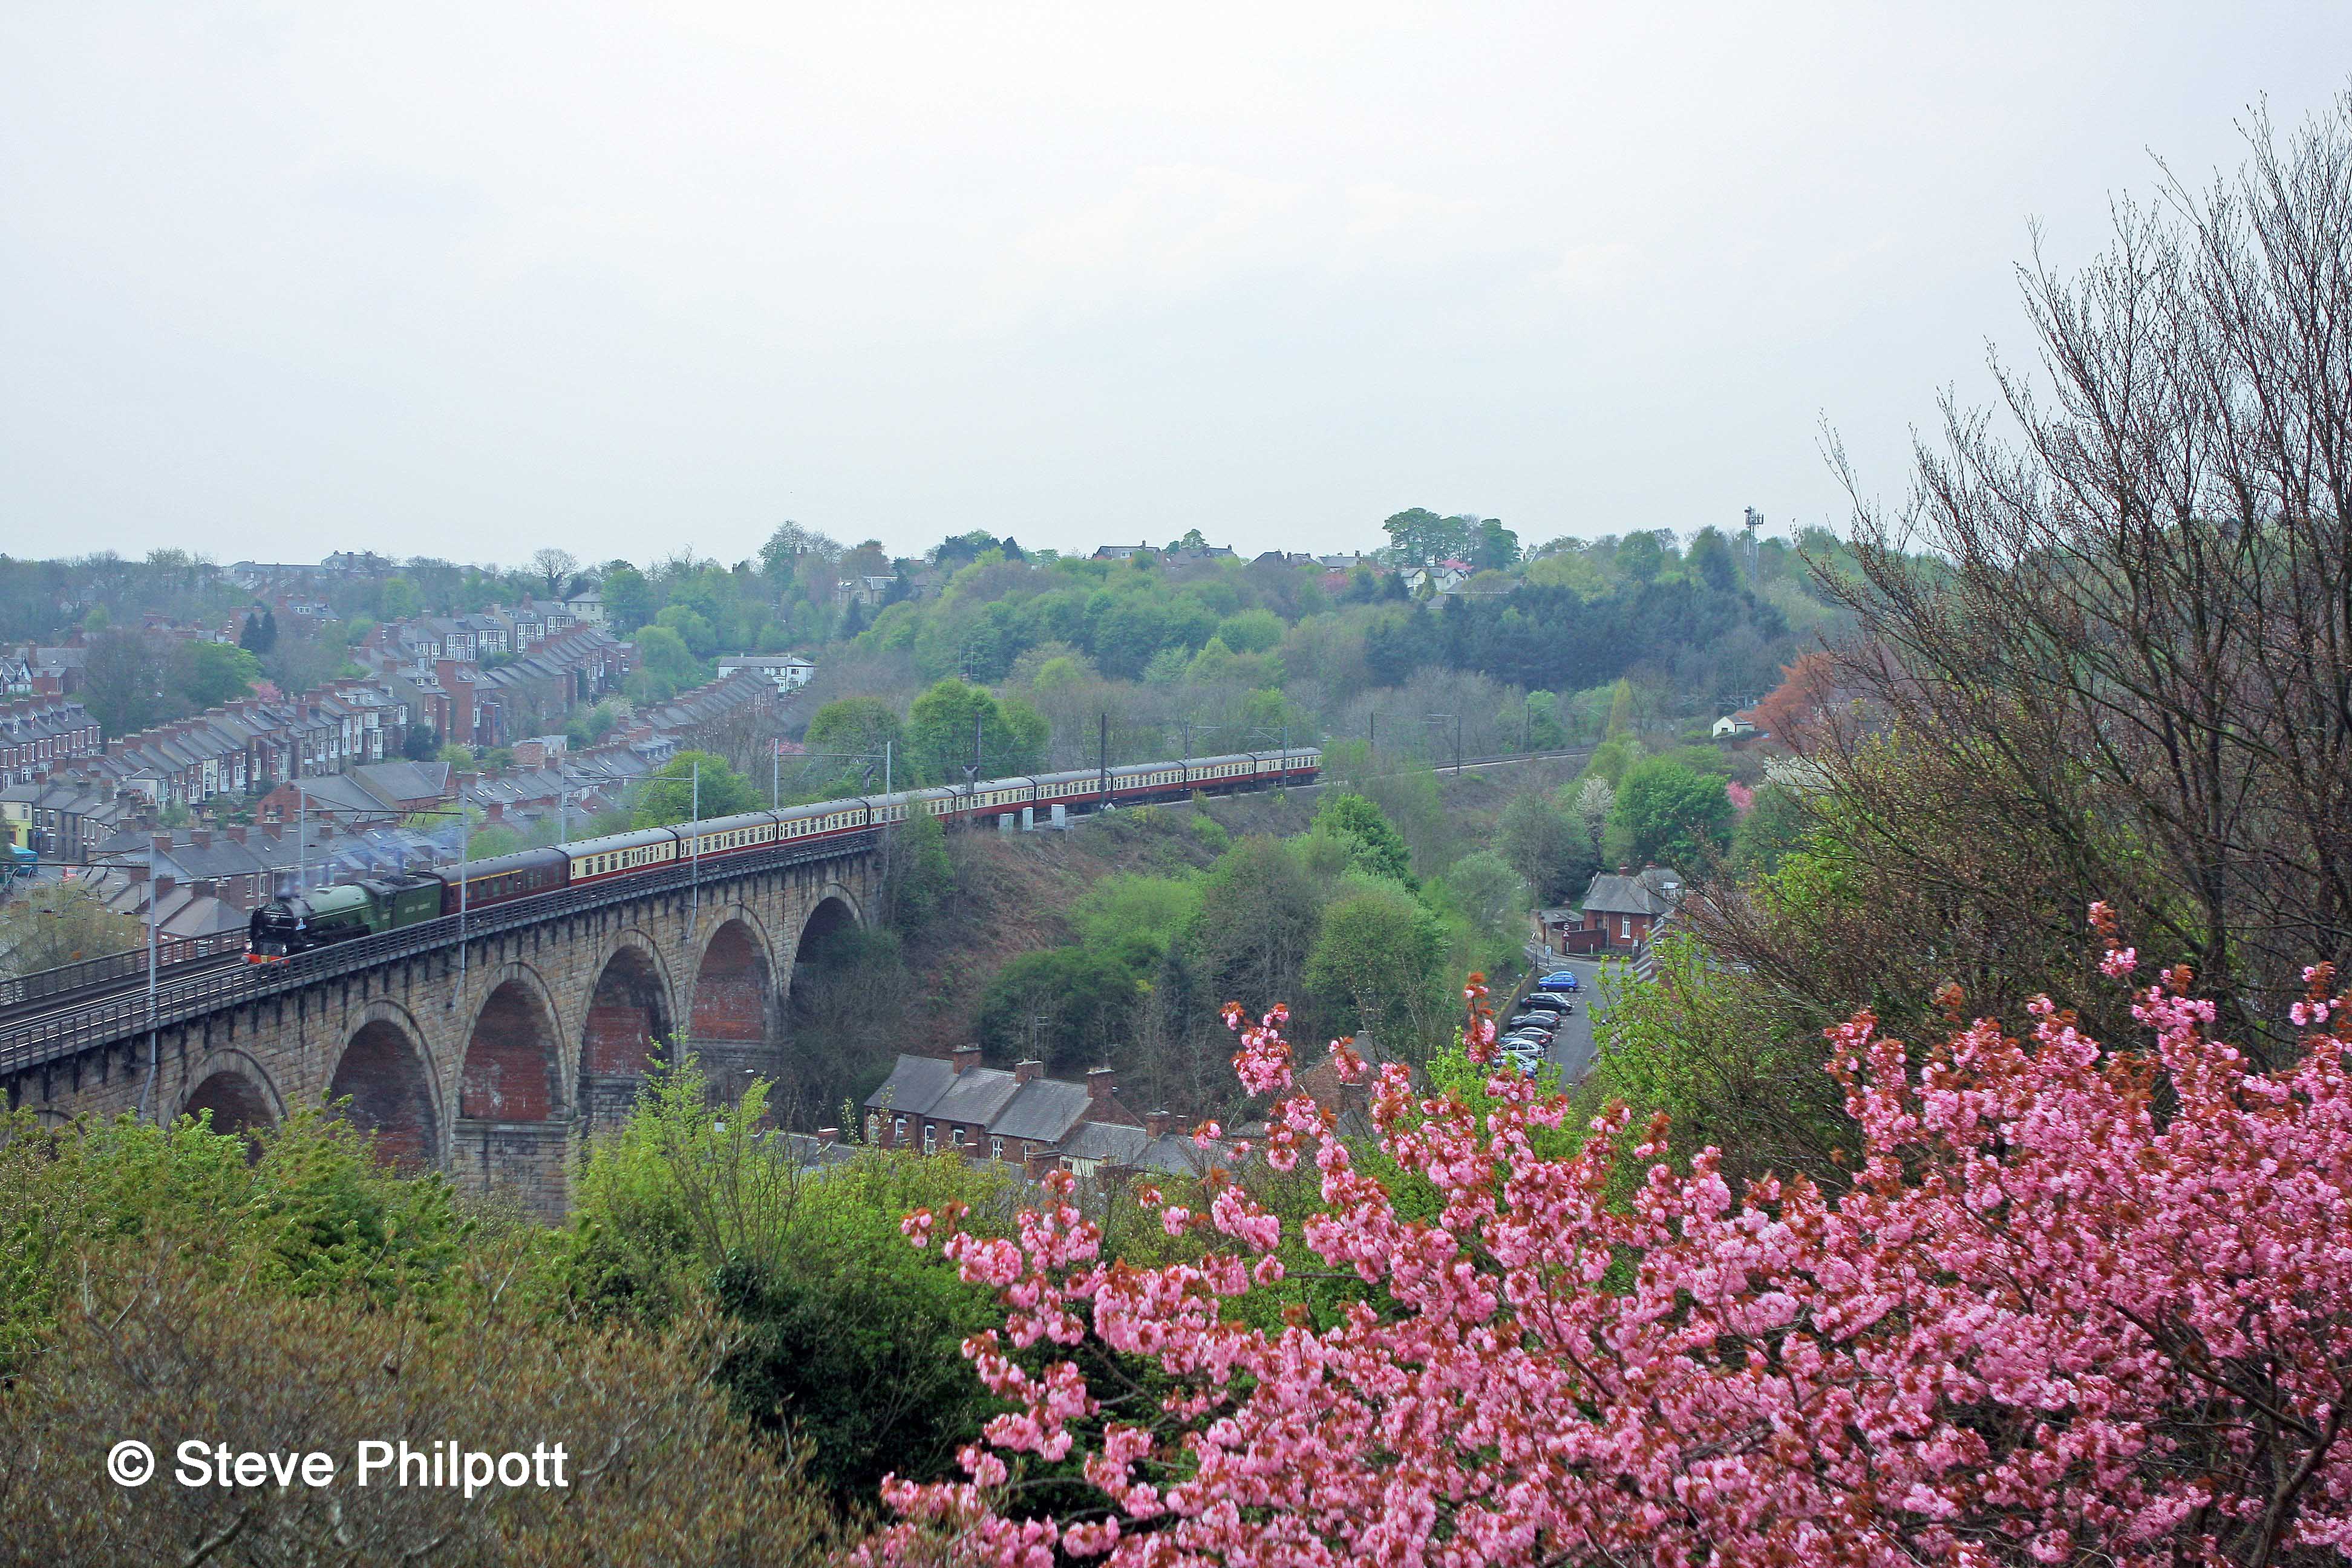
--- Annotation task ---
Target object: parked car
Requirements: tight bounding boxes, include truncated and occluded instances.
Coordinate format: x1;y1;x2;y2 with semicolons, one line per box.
1524;992;1574;1010
1540;972;1581;992
1505;1030;1553;1050
1508;1014;1558;1033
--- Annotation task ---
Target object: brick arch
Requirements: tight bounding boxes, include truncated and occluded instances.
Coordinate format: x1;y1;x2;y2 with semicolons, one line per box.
577;935;678;1135
580;930;678;1074
329;1007;444;1170
460;965;569;1123
689;912;777;1045
174;1050;284;1137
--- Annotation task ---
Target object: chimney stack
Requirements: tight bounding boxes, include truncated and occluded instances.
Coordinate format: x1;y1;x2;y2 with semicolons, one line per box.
952;1044;981;1076
1014;1058;1042;1086
1086;1066;1116;1103
192;829;211;850
1145;1109;1171;1140
152;873;175;904
226;825;246;844
151;832;172;858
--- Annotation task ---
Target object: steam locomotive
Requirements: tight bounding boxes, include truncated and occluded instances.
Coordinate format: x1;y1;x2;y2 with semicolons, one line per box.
246;747;1321;961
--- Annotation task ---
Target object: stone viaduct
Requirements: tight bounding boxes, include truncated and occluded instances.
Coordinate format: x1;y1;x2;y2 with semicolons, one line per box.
0;836;879;1218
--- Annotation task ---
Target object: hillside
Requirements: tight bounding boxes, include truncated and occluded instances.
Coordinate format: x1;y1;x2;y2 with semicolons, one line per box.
780;753;1593;1122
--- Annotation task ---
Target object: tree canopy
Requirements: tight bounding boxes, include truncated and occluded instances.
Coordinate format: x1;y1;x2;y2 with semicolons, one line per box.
632;751;762;828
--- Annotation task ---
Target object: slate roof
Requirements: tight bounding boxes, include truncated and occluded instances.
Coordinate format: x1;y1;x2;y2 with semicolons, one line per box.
273;774;393;818
864;1054;957;1119
990;1077;1096;1144
351;760;450;806
1059;1121;1148;1163
928;1066;1025;1128
1137;1132;1217;1175
1580;865;1685;918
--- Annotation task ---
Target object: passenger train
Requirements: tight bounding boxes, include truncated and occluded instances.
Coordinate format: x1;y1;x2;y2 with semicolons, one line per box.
247;748;1321;961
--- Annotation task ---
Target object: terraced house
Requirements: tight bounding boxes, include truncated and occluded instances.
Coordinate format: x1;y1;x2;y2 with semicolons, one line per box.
862;1049;1209;1180
0;697;102;786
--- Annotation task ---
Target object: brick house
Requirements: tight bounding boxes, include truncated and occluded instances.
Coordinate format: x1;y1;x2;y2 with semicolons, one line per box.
1574;864;1685;950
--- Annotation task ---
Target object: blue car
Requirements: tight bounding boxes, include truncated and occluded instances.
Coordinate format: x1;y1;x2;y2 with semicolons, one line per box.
1540;971;1580;993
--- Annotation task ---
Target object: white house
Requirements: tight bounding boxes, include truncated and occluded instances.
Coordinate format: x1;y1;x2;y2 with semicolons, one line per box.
715;654;817;696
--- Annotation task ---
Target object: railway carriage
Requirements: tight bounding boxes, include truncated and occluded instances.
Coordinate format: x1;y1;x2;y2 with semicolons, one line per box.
1031;769;1107;808
440;846;569;912
678;809;783;863
967;777;1036;817
1185;753;1257;792
1108;760;1189;803
902;786;965;822
775;798;874;841
566;827;681;887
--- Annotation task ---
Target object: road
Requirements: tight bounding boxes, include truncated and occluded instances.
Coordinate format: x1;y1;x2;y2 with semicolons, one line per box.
1506;955;1607;1087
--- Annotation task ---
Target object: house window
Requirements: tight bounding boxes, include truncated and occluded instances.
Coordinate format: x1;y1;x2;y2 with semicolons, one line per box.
866;1113;880;1142
922;1123;936;1153
893;1116;906;1146
990;1136;1004;1161
1620;915;1632;939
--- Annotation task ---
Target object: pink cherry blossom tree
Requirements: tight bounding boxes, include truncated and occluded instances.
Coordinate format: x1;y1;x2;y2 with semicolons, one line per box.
872;911;2352;1567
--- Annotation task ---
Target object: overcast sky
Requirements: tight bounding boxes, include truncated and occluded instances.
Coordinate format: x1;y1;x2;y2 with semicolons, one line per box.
3;5;2345;570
